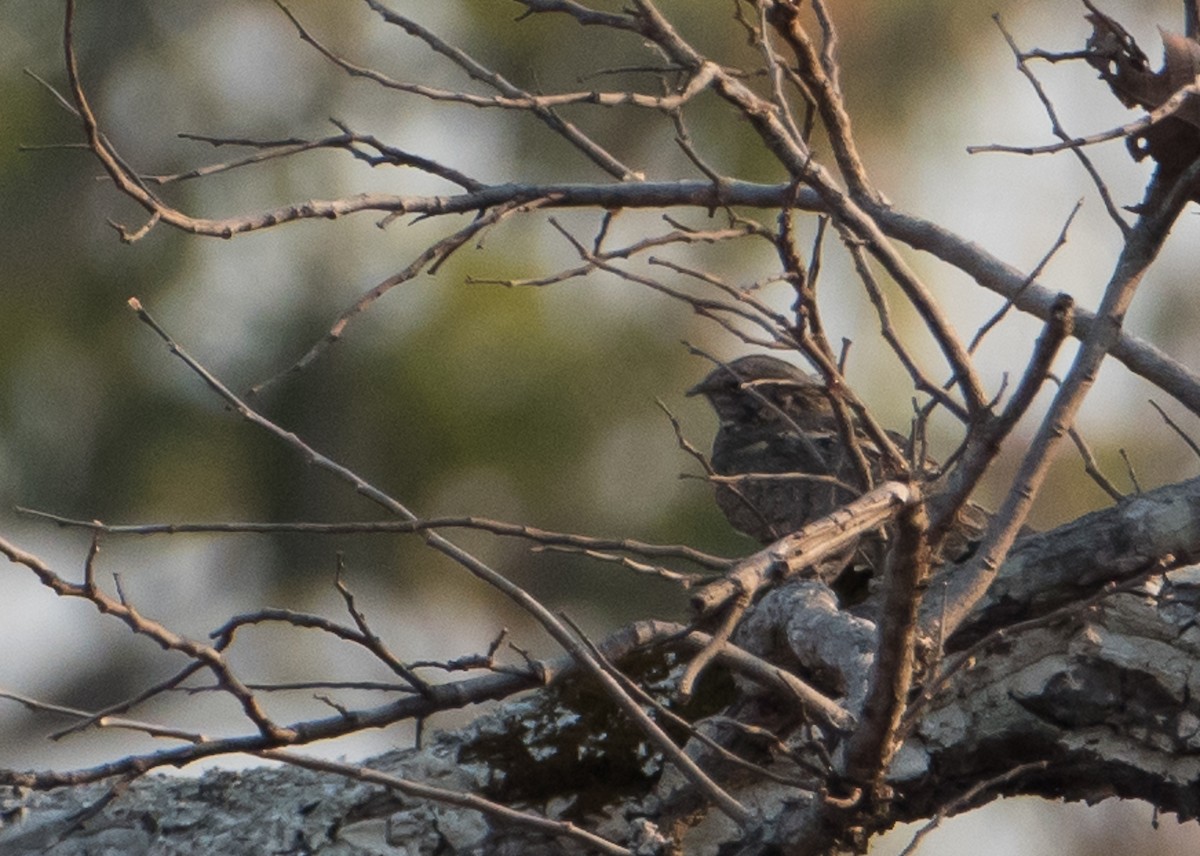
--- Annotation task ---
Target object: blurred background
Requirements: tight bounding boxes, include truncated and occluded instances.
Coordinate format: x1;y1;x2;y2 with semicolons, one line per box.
0;1;1198;853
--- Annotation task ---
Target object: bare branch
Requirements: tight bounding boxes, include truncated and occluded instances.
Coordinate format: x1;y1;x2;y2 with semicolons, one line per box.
985;13;1130;233
634;0;989;413
249;197;549;395
928;294;1075;544
967;200;1082;354
843;493;929;790
1066;424;1126;502
47;1;1200;426
0;532;292;743
1149;398;1200;461
16;506;734;570
765;0;877;201
123;296;751;824
872;204;1200;417
935;157;1200;640
690;481;915;617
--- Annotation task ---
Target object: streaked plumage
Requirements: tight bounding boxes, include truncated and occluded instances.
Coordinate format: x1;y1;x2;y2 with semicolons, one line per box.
689;355;987;586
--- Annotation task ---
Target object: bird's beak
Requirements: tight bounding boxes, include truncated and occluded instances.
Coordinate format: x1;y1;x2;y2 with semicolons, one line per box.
687;366;733;397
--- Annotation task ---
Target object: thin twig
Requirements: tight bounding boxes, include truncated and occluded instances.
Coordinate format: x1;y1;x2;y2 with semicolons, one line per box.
169;125;484;191
1119;448;1142;493
897;762;1051;856
0;530;292;743
0;690;203;744
1067;425;1125;502
677;588;749;700
847;238;969;422
16;506;733;570
928;294;1075;545
765;0;876;200
359;0;641;179
531;543;708;586
249;197;550;395
1149;398;1200;461
755;2;808;150
986;14;1129;234
966;77;1200;165
968;200;1083;354
333;561;434;696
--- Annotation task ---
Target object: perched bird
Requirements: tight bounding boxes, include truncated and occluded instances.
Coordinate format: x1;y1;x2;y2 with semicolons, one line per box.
687;355;894;542
688;355;987;584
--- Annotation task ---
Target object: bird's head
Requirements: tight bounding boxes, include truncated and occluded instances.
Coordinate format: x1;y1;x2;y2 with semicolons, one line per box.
687;354;834;430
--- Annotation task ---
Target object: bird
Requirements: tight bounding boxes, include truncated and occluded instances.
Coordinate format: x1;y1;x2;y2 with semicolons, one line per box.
688;355;989;586
688;354;924;590
687;354;892;535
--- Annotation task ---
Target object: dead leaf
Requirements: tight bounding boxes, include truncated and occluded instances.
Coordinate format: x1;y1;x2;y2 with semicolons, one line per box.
1084;9;1200;179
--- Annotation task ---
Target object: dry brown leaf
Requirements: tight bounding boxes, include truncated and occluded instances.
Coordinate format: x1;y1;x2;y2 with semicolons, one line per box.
1086;11;1200;176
